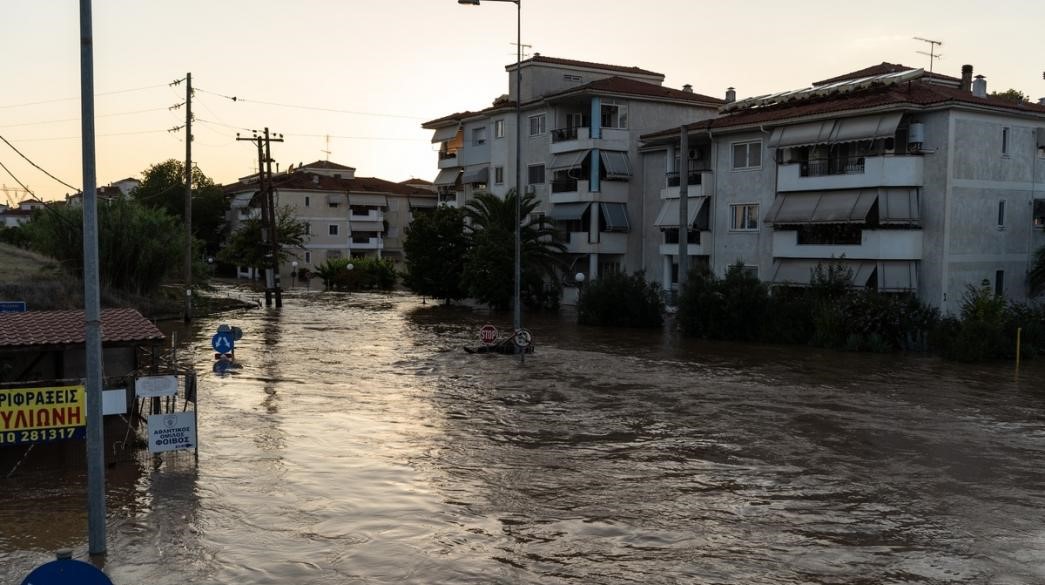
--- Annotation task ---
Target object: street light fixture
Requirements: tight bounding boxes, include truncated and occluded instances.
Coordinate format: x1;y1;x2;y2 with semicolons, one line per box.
458;0;523;357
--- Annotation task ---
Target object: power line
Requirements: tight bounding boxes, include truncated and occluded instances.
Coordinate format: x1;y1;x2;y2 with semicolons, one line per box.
5;128;171;142
0;83;170;110
0;134;79;191
0;107;171;129
0;158;37;198
195;86;426;120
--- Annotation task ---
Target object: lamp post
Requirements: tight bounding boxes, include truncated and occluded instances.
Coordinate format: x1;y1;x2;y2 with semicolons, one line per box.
291;260;298;289
458;0;523;353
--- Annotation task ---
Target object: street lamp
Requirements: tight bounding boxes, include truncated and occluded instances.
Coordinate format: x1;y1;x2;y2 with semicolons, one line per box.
291;260;298;289
458;0;523;355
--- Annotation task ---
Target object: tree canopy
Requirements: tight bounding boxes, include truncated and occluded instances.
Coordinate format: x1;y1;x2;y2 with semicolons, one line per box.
217;205;307;270
133;159;228;255
402;206;468;303
990;88;1030;105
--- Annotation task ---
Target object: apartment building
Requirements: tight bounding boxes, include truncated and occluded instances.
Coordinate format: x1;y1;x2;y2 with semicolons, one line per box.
640;63;1045;313
223;161;437;279
423;54;723;283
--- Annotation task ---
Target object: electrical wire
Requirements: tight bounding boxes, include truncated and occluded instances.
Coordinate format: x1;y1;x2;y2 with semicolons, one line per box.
195;86;426;120
0;107;172;129
0;83;170;110
0;159;37;198
6;129;171;142
0;134;78;191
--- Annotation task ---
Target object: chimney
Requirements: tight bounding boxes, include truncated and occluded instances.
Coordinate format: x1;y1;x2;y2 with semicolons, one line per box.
682;84;693;93
725;87;736;103
960;65;973;92
972;75;987;98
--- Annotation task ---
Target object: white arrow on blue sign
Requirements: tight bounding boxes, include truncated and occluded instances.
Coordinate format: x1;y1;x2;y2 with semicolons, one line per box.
211;332;234;353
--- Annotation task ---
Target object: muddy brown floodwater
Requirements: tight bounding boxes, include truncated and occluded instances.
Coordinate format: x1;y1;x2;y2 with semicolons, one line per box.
3;287;1045;584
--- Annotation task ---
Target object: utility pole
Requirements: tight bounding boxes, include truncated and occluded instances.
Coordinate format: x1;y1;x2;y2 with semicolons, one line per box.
236;129;283;307
79;0;106;557
168;73;194;321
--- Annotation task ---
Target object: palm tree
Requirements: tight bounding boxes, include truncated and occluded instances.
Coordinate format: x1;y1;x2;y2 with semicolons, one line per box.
461;190;566;310
1030;245;1045;298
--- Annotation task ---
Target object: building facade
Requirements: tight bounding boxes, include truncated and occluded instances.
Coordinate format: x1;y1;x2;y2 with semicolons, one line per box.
640;63;1045;313
423;55;724;285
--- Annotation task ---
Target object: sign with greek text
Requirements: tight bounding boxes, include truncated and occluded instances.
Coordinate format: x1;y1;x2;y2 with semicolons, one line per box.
135;375;178;398
147;412;196;454
0;385;85;447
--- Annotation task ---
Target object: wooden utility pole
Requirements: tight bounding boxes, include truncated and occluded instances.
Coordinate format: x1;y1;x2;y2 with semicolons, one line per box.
263;128;284;308
236;129;284;307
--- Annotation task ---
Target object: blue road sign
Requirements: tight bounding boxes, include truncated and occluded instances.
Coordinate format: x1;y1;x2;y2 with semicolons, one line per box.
21;559;114;585
0;301;27;313
211;332;234;353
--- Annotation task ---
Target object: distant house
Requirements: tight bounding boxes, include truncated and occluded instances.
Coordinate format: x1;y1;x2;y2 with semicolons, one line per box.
222;161;437;279
64;177;140;207
0;200;45;228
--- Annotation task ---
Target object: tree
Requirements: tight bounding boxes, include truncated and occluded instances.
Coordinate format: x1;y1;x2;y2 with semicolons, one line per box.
1030;245;1045;298
217;205;307;271
402;206;467;303
461;190;566;310
990;88;1029;105
23;199;186;296
133;159;228;255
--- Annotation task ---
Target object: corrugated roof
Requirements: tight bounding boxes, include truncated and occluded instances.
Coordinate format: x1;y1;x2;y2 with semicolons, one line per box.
0;308;164;350
813;62;961;86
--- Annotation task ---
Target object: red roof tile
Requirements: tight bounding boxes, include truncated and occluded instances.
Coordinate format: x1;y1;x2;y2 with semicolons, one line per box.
223;172;439;197
299;160;356;171
512;55;664;79
541;76;724;106
422;110;479;128
813;62;962;86
0;308;164;350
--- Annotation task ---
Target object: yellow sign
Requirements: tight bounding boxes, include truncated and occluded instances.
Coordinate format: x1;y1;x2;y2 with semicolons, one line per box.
0;385;85;446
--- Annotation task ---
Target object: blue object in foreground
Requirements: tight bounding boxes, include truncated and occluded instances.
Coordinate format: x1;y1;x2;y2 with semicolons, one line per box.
211;331;234;353
22;559;114;585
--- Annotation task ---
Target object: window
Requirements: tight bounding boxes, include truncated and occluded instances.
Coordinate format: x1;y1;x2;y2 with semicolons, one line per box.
494;119;505;139
528;164;545;185
995;270;1005;297
730;203;759;231
1002;127;1010;156
304;196;311;207
998;200;1006;228
304;251;311;264
529;114;546;136
472;127;487;146
600;101;628;129
732;141;762;170
328;224;339;236
494;166;505;185
328;198;339;208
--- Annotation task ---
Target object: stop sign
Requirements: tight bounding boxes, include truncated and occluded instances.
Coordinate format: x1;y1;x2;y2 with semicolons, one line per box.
479;324;498;346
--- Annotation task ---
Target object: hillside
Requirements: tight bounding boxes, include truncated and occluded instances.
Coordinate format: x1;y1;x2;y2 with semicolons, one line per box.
0;243;61;282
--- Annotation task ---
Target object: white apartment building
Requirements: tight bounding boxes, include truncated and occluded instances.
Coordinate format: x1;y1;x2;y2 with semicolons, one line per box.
423;55;723;284
223;161;437;280
640;63;1045;313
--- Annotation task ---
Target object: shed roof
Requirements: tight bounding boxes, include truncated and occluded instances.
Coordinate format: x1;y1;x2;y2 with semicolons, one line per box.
0;308;164;351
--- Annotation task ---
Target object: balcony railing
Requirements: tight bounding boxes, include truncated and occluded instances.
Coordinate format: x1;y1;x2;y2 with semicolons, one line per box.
551;127;580;143
800;156;866;177
666;171;704;187
552;178;578;193
438;151;457;160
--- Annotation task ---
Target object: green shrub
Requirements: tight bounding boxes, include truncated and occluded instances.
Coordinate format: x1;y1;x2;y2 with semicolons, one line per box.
578;271;663;327
315;257;397;291
677;263;769;341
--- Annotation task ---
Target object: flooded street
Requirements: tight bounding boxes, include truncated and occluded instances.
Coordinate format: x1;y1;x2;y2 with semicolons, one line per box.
4;288;1045;584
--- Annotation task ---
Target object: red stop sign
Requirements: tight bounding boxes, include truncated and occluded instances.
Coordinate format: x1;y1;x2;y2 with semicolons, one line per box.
479;324;498;346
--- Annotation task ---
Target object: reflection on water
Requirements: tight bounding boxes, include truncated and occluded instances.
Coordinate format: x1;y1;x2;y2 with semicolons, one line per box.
3;286;1045;584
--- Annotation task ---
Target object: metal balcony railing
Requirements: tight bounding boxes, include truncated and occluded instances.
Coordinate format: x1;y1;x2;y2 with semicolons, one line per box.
438;151;458;160
666;171;704;187
800;156;866;177
551;127;580;143
551;179;578;193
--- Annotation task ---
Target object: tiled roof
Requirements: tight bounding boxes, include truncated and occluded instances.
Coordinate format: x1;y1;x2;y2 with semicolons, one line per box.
642;79;1045;141
542;76;724;106
813;62;961;86
0;308;164;350
400;178;433;185
422;110;478;128
513;55;664;78
299;160;356;171
223;172;438;197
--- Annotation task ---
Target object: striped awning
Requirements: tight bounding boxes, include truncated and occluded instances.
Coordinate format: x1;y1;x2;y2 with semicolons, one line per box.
654;197;708;229
462;166;489;184
431;124;460;144
549;202;590;221
600;202;630;232
433;168;461;187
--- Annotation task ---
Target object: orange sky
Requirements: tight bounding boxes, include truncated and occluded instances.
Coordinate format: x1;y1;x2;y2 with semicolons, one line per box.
2;0;1042;203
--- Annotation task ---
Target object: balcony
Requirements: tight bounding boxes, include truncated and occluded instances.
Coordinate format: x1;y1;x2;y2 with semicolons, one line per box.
437;151;459;169
771;229;922;260
549;180;629;204
660;171;712;199
349;209;384;223
777;155;924;192
348;236;383;250
548;126;630;154
658;230;711;257
565;231;627;255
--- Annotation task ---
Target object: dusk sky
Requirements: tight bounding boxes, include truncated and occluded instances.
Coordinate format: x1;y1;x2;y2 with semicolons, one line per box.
2;0;1042;203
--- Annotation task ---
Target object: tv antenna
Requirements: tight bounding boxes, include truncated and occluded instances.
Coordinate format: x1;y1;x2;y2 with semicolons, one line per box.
321;134;332;161
913;37;943;75
510;41;532;59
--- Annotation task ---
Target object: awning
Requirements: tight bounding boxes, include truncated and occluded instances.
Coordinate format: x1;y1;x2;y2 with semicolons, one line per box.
829;112;903;144
408;197;437;209
430;124;460;144
549;150;589;170
229;192;254;208
878;188;920;224
768;120;836;149
462;166;489;184
549;202;590;221
327;194;345;205
600;202;630;232
771;259;915;291
350;220;384;233
654;197;709;229
433;168;461;186
764;190;877;224
349;194;388;207
599;150;632;178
